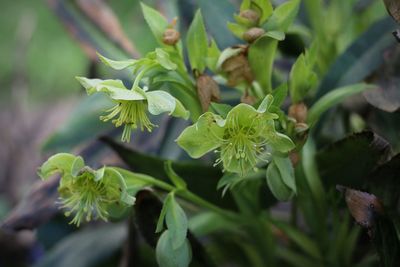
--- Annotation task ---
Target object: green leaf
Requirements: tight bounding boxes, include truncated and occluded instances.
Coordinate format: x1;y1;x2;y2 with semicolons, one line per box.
227;22;247;39
274;221;322;260
176;112;224;158
308;83;377;126
271;83;288;108
155;48;177;70
156;230;192;267
248;35;277;93
145;90;176;115
141;3;168;45
266;161;293;201
156;194;172;233
186;10;208;73
38;153;76;180
206;39;221;73
166;195;188;249
70;156;85;177
252;0;273;23
76;77;145;100
316;18;397;101
273;156;296;193
164;161;187;189
257;94;274;113
264;31;285;41
97;53;137;70
289;53;318;103
262;0;300;32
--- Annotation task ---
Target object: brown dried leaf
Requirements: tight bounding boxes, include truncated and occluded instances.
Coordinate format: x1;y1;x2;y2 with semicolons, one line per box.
337;185;384;229
384;0;400;23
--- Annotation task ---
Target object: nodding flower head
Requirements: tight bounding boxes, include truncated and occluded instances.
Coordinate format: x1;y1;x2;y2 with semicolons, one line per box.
177;95;295;176
38;153;135;226
76;75;189;143
100;100;155;142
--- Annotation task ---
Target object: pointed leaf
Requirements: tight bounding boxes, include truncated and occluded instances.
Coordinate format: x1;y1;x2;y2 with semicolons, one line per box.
97;53;137;70
156;231;192;267
166;195;188;249
141;3;168;45
186;10;208;72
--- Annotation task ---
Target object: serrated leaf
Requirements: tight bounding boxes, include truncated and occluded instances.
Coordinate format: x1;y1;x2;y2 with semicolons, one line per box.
186;10;208;72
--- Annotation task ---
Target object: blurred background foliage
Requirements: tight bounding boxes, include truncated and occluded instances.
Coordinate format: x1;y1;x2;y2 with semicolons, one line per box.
0;0;400;266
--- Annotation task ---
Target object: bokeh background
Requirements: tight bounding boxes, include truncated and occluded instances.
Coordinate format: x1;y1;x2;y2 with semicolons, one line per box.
1;0;397;266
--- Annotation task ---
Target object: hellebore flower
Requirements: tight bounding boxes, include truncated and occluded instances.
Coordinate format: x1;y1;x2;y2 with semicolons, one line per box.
177;95;295;175
76;77;189;142
38;153;135;226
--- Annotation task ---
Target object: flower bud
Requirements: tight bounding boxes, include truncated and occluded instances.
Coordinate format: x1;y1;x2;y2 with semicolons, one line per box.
196;74;220;111
163;28;180;45
288;102;308;123
243;27;265;43
239;9;260;25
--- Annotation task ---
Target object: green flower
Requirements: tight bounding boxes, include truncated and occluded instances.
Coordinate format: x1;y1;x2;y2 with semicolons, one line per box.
38;153;135;226
177;95;295;175
76;77;189;142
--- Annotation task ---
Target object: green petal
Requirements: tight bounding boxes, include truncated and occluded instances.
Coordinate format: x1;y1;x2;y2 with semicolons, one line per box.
177;112;224;158
146;90;176;115
104;168;135;206
38;153;77;180
172;98;190;120
224;103;260;129
263;121;295;153
76;77;145;101
97;53;137;70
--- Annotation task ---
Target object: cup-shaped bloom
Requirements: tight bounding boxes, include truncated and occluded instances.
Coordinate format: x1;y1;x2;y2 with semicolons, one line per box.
38;153;135;226
76;77;189;142
177;95;295;175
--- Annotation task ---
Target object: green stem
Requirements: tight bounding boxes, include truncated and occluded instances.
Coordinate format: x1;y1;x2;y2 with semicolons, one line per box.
115;168;240;221
132;64;156;89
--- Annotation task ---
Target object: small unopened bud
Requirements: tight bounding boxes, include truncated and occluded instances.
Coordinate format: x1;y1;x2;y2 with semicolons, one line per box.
241;90;256;105
288;102;308;123
239;9;260;25
243;27;265;43
163;28;180;45
196;74;221;111
221;54;254;86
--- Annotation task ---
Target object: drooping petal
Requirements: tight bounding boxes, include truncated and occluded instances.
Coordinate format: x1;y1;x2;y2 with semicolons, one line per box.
177;112;224;158
146;90;177;115
38;153;77;180
76;77;145;101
